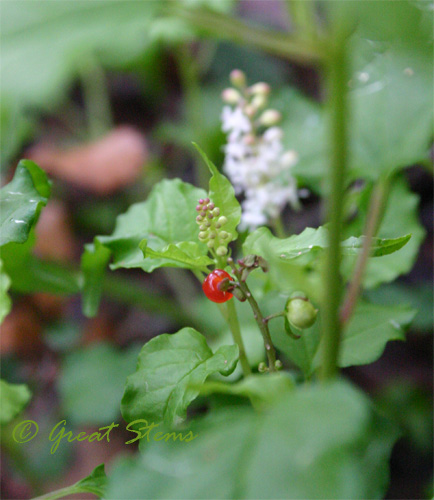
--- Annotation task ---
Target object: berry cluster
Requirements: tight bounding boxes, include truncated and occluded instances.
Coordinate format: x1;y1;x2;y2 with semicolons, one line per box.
195;198;232;257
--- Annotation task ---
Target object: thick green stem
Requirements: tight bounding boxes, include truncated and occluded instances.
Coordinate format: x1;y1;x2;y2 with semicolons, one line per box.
340;175;391;324
219;300;252;377
320;43;348;381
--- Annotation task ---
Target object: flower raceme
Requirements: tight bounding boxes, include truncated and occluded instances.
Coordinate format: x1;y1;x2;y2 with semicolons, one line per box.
195;198;231;257
221;70;300;230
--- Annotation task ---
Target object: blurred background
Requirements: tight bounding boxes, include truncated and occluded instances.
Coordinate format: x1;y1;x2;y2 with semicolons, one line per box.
1;1;432;498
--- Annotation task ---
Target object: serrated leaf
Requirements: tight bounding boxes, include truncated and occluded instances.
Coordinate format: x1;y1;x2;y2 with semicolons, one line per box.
193;143;241;241
0;160;51;246
35;464;107;500
0;379;31;425
121;327;239;427
81;178;207;315
108;380;398;499
139;238;214;271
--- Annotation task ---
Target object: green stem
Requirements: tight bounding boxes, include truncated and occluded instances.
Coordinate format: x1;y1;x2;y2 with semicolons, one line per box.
287;0;318;40
320;42;349;381
271;215;287;239
79;54;113;140
219;300;252;377
169;6;323;66
340;175;391;324
228;261;277;372
177;43;209;190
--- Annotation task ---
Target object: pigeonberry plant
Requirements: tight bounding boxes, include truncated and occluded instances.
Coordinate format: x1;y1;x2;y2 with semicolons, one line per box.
0;1;431;499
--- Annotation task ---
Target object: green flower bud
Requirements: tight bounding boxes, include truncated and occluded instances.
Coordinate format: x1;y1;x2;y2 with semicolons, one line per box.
200;224;207;231
207;240;215;248
219;231;229;239
212;207;220;217
199;231;207;239
285;297;318;330
258;362;267;373
216;246;228;257
218;216;228;226
208;231;216;239
275;360;283;370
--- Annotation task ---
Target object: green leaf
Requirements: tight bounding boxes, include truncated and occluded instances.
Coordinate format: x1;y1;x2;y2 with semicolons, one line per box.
243;226;411;302
0;258;12;324
343;176;426;288
121;327;239;427
193;143;241;242
198;372;295;409
34;464;107;500
80;178;207;315
107;380;398;499
0;160;51;246
0;379;31;425
59;343;140;425
139;238;214;271
1;2;160;110
337;302;416;368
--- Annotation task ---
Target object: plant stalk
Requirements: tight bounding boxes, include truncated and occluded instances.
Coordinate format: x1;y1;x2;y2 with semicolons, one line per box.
219;300;252;377
228;260;277;372
340;175;391;325
320;42;349;381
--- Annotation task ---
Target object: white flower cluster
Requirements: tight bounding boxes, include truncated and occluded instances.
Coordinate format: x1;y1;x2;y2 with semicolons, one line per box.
221;70;299;230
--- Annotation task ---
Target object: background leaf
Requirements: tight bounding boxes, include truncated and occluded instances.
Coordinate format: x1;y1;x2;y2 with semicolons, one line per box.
0;379;31;426
59;343;140;425
107;380;398;499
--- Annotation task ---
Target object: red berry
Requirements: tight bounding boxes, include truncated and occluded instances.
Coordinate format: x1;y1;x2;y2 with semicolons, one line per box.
202;269;233;303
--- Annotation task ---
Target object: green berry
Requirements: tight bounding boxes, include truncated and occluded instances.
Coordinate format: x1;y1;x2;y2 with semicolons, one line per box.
285;298;317;330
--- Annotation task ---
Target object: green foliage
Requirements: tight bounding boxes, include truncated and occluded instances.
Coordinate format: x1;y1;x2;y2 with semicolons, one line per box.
243;225;411;302
140;240;214;271
121;328;239;427
265;293;415;377
199;372;295;409
0;160;51;246
81;178;207;315
193;143;242;242
343;176;426;288
59;343;140;426
0;379;31;426
35;464;107;500
0;259;11;323
107;380;398;499
1;1;160;110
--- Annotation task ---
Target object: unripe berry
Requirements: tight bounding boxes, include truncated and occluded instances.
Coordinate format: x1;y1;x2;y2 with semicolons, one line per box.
285;297;317;330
